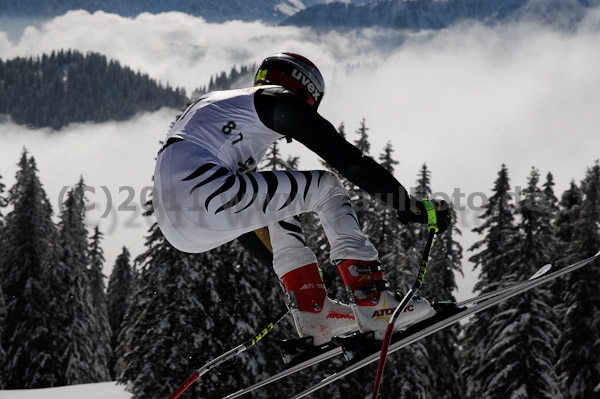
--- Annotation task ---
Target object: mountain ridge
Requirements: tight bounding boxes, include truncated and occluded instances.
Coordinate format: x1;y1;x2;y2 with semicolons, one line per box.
280;0;598;31
2;0;596;29
0;0;367;23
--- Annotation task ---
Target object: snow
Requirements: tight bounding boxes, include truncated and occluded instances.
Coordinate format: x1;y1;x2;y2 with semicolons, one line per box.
0;382;132;399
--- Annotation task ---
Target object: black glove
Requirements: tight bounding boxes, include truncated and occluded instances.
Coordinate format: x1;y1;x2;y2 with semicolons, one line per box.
397;198;453;234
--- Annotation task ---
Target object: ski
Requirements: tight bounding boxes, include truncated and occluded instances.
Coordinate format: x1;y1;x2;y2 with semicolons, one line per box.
220;258;559;399
290;251;600;399
456;262;552;307
222;343;343;398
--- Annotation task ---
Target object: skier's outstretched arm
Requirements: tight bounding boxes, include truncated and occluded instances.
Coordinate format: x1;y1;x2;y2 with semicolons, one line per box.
254;86;425;223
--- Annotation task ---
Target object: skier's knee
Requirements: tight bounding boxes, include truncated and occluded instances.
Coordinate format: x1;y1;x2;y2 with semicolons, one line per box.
313;171;351;212
318;171;347;197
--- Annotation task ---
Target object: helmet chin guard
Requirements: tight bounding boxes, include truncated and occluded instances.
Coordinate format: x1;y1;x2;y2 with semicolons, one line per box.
255;52;325;110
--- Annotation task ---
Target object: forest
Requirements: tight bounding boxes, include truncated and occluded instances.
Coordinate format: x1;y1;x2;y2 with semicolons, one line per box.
0;50;186;129
1;114;599;398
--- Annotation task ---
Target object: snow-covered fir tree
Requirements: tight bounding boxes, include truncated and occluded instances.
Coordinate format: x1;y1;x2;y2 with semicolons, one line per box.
115;221;212;398
207;238;300;398
556;161;600;399
397;164;431;262
543;172;559;212
0;171;6;388
414;163;431;200
261;141;299;171
106;246;134;368
373;142;400;248
116;210;292;398
333;128;434;399
337;121;346;138
420;212;464;398
87;226;113;380
389;163;435;295
555;181;583;263
373;143;411;290
0;170;6;221
462;164;521;398
1;152;64;388
347;119;379;241
550;180;583;313
389;161;464;399
0;283;6;389
478;167;562;399
354;117;370;155
57;180;110;383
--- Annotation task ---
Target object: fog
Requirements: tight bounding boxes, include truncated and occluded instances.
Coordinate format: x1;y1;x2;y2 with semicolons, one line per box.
1;9;600;298
0;109;174;270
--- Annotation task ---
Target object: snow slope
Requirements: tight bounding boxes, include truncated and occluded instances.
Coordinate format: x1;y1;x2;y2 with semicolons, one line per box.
0;382;131;399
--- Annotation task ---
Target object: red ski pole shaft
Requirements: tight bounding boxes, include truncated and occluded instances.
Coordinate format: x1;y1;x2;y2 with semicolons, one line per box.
169;372;200;399
372;229;436;398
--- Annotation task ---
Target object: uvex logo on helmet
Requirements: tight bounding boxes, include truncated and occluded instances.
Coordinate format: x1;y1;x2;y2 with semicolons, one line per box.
255;52;325;110
291;68;322;102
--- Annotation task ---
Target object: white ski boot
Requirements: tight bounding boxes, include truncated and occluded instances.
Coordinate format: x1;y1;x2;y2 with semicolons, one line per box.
281;263;358;347
337;259;436;340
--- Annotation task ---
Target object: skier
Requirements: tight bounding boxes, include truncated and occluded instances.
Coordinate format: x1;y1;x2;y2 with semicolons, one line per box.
153;52;452;349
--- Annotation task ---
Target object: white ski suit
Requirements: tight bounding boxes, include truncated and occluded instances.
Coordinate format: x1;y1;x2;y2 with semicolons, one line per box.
154;86;379;278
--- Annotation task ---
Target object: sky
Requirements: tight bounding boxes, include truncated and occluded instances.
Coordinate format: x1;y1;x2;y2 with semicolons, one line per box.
1;9;600;300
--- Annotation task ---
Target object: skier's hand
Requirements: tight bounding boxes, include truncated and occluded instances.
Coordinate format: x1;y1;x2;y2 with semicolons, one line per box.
397;198;453;234
423;199;452;233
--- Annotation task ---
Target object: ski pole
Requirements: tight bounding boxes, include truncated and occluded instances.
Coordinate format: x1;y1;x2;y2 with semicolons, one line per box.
372;227;436;399
169;308;290;399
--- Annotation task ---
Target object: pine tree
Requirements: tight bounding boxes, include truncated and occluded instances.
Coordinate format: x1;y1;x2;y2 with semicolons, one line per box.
87;226;113;380
0;50;186;129
555;181;583;260
421;216;464;399
346;119;379;237
107;246;134;369
394;164;432;288
479;167;562;399
354;117;371;154
468;165;521;287
337;122;346;138
116;216;291;398
1;151;64;388
462;164;521;398
57;180;106;384
557;161;600;399
543;172;559;212
207;238;299;398
372;142;400;249
0;167;6;279
334;135;434;399
0;283;6;389
115;224;209;399
550;180;583;313
374;142;410;288
396;164;431;264
193;63;256;96
401;162;466;399
414;163;431;200
261;141;299;171
0;170;6;222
